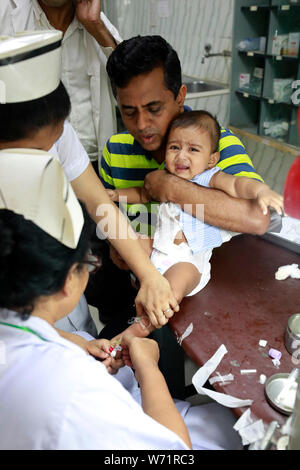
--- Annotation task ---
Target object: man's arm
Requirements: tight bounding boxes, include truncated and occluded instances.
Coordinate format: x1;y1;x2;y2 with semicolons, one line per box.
144;127;270;234
75;0;119;48
144;170;270;234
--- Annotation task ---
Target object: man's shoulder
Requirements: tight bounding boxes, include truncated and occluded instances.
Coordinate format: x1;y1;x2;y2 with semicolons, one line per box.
106;132;146;156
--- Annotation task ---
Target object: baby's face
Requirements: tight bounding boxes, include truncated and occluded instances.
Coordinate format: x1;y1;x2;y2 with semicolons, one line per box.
165;126;213;180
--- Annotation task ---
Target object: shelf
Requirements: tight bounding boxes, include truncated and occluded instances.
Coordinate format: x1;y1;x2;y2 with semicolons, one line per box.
238;50;299;60
236;89;261;99
262;95;298;105
230;0;300;148
241;3;300;11
241;5;272;11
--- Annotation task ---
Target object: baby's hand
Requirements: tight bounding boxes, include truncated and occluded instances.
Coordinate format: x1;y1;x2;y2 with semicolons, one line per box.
106;188;119;201
257;188;284;215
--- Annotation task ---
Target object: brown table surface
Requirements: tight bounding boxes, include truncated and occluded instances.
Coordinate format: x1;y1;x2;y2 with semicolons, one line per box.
169;234;300;425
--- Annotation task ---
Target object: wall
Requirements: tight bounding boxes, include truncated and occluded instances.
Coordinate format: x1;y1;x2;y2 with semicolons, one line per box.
103;0;234;84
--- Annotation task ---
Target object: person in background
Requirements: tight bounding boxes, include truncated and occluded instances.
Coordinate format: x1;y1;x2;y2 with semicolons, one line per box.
0;0;122;172
0;31;178;358
0;151;243;450
107;110;284;338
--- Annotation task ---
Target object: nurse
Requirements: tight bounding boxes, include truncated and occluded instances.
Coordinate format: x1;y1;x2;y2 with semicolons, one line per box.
0;31;179;350
0;151;242;450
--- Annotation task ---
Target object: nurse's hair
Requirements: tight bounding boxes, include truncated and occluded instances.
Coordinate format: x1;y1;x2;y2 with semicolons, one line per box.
0;82;71;142
107;35;182;100
0;202;93;320
168;110;221;153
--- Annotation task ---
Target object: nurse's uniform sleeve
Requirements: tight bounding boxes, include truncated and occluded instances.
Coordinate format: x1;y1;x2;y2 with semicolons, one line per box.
56;356;189;450
52;121;90;182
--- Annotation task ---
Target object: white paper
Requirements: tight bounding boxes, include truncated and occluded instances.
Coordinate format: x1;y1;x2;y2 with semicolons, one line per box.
192;345;253;408
209;373;234;385
271;215;300;245
233;408;253;431
233;409;265;446
177;322;193;345
275;263;300;280
238;420;265;445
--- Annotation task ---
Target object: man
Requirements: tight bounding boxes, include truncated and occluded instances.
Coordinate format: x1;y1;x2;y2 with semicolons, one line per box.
102;35;269;237
93;35;271;397
0;0;122;171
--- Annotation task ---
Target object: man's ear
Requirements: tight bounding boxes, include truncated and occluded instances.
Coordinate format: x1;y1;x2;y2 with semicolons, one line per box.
176;84;187;111
208;151;220;168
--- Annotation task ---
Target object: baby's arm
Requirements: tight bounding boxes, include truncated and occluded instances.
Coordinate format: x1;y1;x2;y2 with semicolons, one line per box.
211;171;284;215
106;187;150;204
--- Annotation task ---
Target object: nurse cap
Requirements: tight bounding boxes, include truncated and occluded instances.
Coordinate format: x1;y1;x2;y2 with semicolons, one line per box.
0;30;62;104
0;149;84;249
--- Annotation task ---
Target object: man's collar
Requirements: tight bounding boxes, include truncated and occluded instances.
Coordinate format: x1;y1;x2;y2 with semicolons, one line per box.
30;0;83;32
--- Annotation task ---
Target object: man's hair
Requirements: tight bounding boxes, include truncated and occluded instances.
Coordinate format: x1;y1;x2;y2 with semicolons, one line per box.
106;35;182;99
169;110;221;153
0;82;71;142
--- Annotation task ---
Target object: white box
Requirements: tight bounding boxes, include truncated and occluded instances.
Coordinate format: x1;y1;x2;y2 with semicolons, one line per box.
272;34;288;56
239;73;250;89
288;32;300;56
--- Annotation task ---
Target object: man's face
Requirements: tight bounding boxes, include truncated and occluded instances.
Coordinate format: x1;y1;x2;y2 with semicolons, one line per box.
39;0;71;7
116;67;186;153
0;121;64;152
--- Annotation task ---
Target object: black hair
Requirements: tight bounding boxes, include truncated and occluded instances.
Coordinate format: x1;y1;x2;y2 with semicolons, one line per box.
0;202;93;320
106;35;182;99
169;110;221;153
0;81;71;142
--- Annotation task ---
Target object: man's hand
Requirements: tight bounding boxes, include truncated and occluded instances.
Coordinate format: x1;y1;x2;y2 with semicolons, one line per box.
144;169;173;202
75;0;101;27
75;0;117;47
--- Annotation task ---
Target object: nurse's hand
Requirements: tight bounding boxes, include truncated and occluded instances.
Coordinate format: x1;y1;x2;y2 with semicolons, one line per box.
86;338;124;374
135;272;179;328
109;244;130;270
121;332;160;373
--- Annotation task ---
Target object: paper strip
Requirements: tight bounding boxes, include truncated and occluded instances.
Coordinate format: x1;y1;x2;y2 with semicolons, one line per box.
192;344;253;408
177;322;193;345
209;373;234;385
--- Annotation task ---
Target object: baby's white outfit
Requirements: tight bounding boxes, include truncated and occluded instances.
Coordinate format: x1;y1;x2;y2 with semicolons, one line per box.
151;167;232;296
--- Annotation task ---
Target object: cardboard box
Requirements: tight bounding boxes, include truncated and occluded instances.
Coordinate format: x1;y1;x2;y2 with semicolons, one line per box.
288;32;300;56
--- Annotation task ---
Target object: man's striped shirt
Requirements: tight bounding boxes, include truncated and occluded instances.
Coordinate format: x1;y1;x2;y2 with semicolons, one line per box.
99;127;263;235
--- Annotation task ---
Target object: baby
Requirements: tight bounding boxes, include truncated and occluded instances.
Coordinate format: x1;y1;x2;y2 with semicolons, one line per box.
107;110;283;336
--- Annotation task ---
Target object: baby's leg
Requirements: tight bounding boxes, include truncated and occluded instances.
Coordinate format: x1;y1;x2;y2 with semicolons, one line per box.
164;262;201;305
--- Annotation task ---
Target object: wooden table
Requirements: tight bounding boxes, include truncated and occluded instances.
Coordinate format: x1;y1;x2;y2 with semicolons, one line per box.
169;234;300;425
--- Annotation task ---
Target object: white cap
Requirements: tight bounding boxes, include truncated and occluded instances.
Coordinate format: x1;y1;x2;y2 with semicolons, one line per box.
0;30;62;104
0;149;84;249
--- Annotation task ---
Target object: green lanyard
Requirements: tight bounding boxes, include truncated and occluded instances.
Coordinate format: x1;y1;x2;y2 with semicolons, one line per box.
0;321;48;342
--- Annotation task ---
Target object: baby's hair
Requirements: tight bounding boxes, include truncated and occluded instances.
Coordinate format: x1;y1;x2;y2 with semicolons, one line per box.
169;110;221;153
